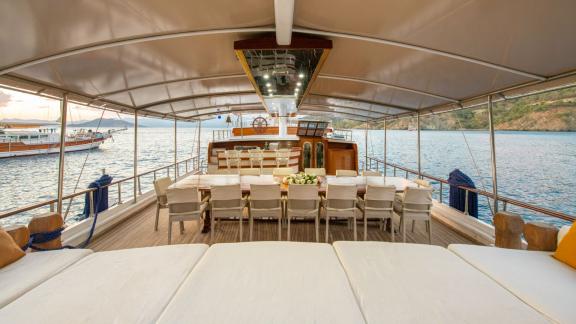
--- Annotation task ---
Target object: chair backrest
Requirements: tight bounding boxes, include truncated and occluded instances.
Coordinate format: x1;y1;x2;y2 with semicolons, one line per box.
365;185;396;209
276;148;291;158
269;142;279;150
326;184;357;209
239;168;261;175
225;150;240;158
403;187;433;211
336;170;358;177
153;177;173;197
273;167;294;177
211;184;243;209
305;168;326;176
250;184;281;209
288;184;320;210
166;187;201;214
362;170;382;176
414;179;431;188
248;149;263;159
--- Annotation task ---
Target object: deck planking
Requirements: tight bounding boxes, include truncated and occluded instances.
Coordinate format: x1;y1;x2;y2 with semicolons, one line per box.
88;204;478;251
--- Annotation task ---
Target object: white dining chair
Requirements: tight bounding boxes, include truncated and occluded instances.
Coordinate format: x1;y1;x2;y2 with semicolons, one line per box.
239;168;261;176
305;168;326;176
322;184;359;242
357;185;397;241
249;149;263;169
153;177;173;231
166;186;208;244
248;184;283;241
336;170;358;177
273;167;294;177
415;179;431;188
286;184;321;242
276;148;291;167
225;150;241;170
362;170;382;176
394;187;433;244
210;184;246;243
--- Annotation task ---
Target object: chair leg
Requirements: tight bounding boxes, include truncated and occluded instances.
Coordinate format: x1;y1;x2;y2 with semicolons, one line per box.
179;221;185;234
154;205;160;231
278;216;281;241
249;215;253;241
353;217;357;241
210;215;215;244
315;216;319;243
325;216;330;243
390;218;395;242
402;217;407;243
411;220;416;233
287;215;291;241
239;216;243;242
428;220;432;245
363;214;368;241
168;220;172;245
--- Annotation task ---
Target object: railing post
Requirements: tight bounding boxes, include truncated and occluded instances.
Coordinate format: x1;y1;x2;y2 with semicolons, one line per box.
138;176;142;195
153;170;157;182
196;120;202;163
364;121;368;171
89;190;95;218
383;120;387;177
133;110;138;203
49;202;55;213
416;111;422;179
56;94;68;215
174;118;178;179
464;189;469;215
439;182;443;204
487;95;499;214
118;182;122;204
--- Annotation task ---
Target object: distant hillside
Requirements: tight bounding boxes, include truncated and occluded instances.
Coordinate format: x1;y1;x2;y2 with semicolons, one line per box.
331;87;576;131
71;118;134;128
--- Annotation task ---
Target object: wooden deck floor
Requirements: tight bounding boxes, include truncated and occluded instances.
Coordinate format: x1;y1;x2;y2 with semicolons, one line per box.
89;204;478;251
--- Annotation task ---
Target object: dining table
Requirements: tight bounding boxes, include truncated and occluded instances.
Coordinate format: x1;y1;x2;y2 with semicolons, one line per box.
168;174;418;233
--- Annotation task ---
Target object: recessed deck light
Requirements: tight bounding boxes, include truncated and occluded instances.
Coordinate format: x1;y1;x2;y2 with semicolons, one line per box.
296;82;302;86
298;73;305;79
263;74;270;80
266;83;271;87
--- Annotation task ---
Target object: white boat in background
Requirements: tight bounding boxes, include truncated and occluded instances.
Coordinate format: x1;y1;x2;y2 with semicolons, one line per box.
0;128;111;158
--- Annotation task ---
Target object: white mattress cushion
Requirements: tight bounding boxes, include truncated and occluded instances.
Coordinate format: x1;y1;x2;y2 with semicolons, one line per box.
0;244;208;323
557;225;570;246
157;242;366;324
449;244;576;323
334;241;548;324
0;249;92;308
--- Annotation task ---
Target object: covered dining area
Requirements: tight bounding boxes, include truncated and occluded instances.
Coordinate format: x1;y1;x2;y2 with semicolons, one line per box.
86;169;478;251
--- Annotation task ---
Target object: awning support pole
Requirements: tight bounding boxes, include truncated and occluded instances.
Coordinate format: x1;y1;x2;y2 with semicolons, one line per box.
174;118;178;179
56;94;68;215
417;112;421;178
240;112;244;138
133;110;138;203
487;95;499;214
196;120;202;170
364;122;368;171
383;119;387;177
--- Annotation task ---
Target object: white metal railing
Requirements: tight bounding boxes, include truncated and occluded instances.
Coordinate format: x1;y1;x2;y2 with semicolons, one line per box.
0;155;203;223
330;129;353;141
365;155;575;223
212;129;231;141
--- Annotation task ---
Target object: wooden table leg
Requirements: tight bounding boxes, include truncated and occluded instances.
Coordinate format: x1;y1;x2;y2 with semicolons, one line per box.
202;210;211;233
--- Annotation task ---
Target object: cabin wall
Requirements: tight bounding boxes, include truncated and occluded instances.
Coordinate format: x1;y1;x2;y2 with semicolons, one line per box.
232;126;297;136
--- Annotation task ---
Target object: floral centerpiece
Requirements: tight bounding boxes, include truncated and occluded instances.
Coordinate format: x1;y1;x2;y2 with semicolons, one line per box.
282;172;319;185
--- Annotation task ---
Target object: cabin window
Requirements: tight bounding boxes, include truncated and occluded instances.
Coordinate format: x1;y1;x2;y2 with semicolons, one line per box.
316;142;324;168
303;142;312;169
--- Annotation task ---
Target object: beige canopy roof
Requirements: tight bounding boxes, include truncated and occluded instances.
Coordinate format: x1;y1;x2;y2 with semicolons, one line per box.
1;0;575;121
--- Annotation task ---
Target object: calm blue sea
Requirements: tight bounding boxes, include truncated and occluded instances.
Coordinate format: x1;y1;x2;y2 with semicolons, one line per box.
1;128;574;227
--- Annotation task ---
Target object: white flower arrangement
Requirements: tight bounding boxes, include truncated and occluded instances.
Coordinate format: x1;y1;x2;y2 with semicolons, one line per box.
282;172;319;185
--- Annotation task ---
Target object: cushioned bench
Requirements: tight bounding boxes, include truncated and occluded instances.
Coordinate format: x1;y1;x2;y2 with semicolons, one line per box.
334;241;548;323
0;249;92;308
449;244;575;323
157;242;366;324
0;244;208;323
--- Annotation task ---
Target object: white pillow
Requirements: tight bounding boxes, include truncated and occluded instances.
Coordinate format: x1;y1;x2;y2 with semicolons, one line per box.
557;225;571;246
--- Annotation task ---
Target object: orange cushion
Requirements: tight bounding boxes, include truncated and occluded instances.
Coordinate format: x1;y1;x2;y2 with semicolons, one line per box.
0;229;25;268
554;222;576;268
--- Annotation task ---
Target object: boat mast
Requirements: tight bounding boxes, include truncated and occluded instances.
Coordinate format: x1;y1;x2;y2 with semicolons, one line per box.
383;119;387;176
174;118;178;179
487;95;499;214
417;111;421;178
56;94;68;214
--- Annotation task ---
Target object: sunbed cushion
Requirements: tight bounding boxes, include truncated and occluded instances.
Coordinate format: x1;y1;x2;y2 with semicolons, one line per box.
334;241;547;324
157;242;366;324
0;229;25;269
0;248;91;308
0;244;208;323
449;244;576;323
